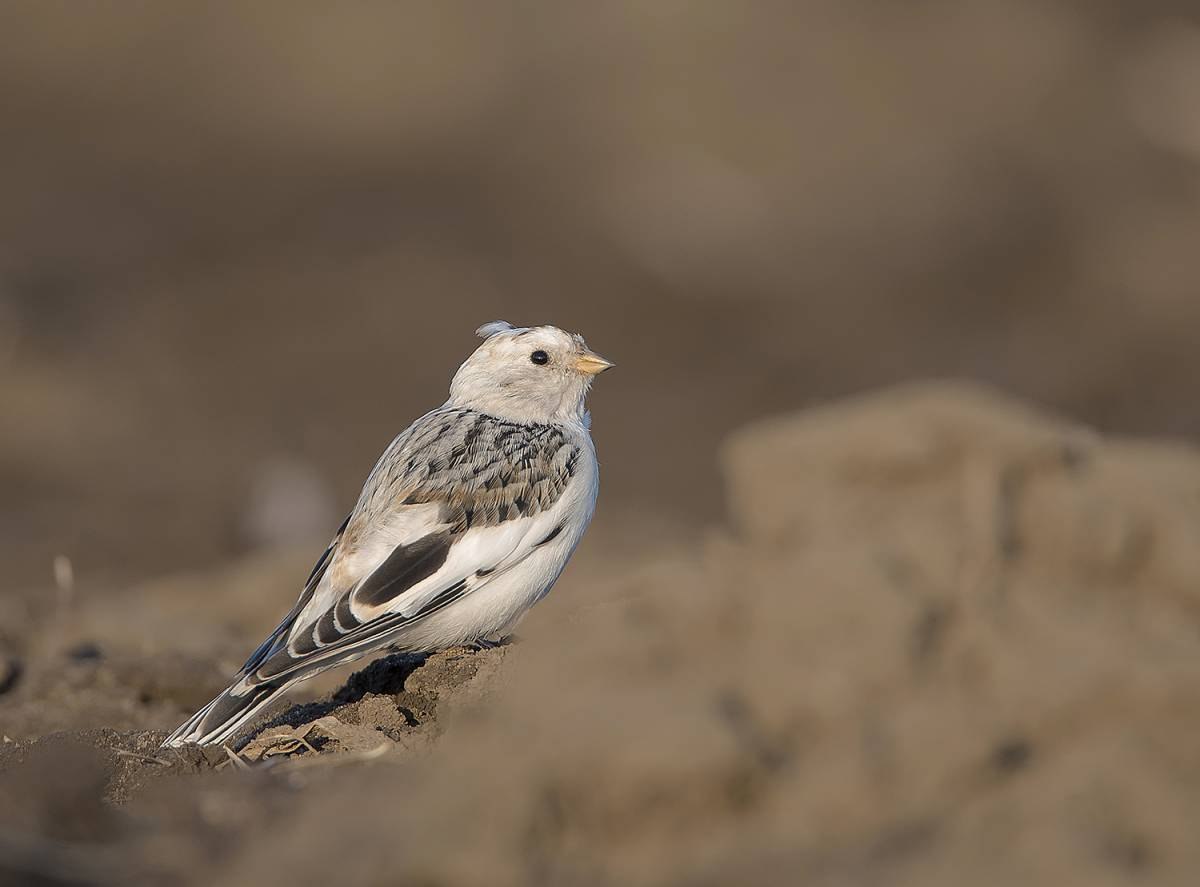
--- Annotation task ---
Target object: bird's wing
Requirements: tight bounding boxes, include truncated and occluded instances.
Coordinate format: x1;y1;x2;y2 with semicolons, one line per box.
233;407;583;689
235;512;352;677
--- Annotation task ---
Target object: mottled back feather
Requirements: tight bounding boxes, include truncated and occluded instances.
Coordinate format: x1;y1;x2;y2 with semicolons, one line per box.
350;407;581;537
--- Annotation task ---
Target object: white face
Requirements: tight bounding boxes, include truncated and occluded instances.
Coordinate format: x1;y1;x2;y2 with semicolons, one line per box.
447;322;613;424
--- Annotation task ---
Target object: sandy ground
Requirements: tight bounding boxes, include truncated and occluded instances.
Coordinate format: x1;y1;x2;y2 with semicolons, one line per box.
4;382;1200;886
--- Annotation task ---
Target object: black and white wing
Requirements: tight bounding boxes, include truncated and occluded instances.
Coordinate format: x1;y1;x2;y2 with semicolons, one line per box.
162;408;586;747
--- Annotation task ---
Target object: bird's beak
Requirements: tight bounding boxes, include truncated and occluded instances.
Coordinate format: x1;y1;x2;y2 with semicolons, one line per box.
574;350;615;376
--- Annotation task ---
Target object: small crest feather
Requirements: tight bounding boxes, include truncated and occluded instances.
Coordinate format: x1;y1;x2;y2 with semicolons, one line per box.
476;320;515;339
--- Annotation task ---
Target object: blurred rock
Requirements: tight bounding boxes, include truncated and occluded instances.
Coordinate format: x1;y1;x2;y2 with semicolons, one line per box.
722;381;1095;550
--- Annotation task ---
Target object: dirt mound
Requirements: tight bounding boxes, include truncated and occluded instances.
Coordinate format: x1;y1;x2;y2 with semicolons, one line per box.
4;382;1200;885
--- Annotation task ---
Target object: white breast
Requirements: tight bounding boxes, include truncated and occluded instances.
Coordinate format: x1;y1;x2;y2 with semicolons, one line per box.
395;430;598;650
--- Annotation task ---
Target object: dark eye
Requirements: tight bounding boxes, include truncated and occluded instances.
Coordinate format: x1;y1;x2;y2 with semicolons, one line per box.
530;350;549;365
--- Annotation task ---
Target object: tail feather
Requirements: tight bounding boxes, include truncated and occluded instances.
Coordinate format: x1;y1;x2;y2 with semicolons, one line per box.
161;680;284;748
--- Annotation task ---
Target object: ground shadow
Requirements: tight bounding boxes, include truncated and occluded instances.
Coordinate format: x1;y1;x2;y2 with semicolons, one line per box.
243;652;429;745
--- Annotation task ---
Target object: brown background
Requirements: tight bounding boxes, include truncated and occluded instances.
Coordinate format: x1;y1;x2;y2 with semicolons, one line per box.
3;3;1200;886
4;1;1200;591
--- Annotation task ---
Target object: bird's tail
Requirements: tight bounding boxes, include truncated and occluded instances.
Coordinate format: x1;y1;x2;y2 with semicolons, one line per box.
161;678;287;748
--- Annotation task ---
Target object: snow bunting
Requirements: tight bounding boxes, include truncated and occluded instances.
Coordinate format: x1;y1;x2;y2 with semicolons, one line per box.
164;321;612;747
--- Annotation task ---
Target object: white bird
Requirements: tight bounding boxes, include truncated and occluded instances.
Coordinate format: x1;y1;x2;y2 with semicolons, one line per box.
163;321;613;747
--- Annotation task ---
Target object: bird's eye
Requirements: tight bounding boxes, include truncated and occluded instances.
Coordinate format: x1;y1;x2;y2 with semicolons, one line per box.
530;350;550;365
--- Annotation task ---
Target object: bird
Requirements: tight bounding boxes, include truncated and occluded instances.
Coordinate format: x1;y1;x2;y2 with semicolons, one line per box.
163;321;613;747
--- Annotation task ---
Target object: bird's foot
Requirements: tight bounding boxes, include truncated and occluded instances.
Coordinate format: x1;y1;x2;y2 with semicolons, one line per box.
444;635;512;655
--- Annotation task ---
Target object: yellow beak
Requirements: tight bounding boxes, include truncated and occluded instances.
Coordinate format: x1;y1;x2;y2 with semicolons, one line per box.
574;350;615;376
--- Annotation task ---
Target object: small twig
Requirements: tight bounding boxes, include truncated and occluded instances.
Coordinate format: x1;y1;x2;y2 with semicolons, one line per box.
112;748;170;766
53;555;75;611
221;744;251;771
293;734;320;755
259;735;318;759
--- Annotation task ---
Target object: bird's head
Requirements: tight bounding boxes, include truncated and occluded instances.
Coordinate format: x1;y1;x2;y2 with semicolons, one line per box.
447;321;614;424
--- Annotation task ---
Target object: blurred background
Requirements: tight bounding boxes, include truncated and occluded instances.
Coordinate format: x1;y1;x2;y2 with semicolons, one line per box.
4;3;1200;885
3;0;1200;590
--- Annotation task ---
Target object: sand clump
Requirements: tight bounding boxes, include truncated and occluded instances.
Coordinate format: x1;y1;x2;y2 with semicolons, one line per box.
3;382;1200;885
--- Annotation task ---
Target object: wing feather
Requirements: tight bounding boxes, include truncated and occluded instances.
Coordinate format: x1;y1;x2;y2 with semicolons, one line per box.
352;531;453;608
251;578;473;683
238;512;350;674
